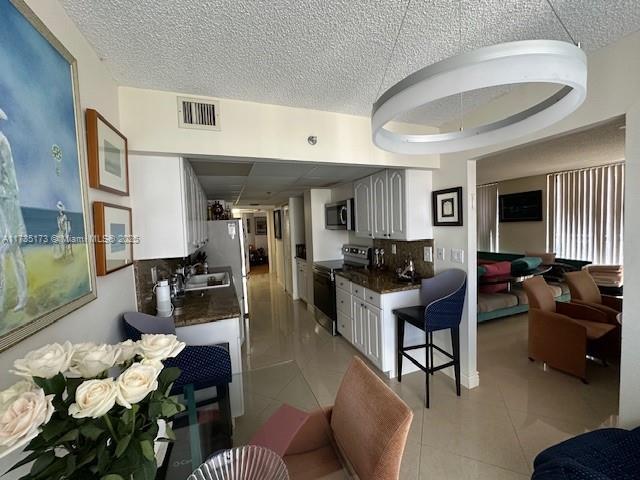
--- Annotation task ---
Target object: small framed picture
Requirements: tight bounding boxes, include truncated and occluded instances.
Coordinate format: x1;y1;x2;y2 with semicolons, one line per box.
432;187;463;226
93;202;133;276
255;217;267;235
86;109;129;195
274;210;282;239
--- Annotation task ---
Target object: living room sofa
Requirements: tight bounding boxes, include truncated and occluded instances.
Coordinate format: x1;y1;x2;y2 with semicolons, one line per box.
476;251;590;323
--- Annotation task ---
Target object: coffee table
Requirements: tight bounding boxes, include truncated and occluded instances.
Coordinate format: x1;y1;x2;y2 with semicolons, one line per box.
479;265;552;292
157;361;350;479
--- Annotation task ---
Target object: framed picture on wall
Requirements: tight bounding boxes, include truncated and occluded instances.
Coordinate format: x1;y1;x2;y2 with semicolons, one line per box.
432;187;463;226
274;210;282;239
0;0;97;352
255;217;267;235
86;108;129;195
93;202;134;276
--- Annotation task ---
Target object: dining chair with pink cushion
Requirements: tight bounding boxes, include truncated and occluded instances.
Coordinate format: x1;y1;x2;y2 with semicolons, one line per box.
278;356;413;480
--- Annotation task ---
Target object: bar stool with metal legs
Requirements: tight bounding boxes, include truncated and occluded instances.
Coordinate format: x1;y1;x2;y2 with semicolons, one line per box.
393;269;467;408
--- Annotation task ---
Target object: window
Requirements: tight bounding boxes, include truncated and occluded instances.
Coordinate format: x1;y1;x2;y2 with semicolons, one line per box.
477;183;499;252
548;163;624;264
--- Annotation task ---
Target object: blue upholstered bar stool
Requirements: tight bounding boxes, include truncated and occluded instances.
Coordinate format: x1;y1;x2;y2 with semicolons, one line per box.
123;312;232;396
392;269;467;408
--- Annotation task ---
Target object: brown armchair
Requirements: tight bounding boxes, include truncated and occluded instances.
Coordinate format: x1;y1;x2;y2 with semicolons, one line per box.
282;357;413;479
523;276;617;383
564;270;622;324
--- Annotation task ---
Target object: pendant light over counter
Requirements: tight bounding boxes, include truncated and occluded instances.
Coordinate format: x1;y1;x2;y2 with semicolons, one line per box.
371;1;587;155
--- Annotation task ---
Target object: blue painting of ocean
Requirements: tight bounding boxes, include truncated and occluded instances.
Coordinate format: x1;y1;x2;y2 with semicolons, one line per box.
20;207;85;245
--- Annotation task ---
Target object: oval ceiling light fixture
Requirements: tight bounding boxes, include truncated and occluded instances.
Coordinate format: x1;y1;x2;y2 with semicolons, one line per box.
371;40;587;155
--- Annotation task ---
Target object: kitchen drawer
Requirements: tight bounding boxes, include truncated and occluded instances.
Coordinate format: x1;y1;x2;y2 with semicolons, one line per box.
335;275;351;293
336;288;352;316
364;288;381;308
351;283;366;301
337;311;353;343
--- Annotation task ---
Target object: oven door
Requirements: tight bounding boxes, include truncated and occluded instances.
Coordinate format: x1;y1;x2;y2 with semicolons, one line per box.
325;202;348;230
313;267;337;334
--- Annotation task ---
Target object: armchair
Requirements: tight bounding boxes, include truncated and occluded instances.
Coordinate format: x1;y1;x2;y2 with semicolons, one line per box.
564;270;622;324
523;276;617;382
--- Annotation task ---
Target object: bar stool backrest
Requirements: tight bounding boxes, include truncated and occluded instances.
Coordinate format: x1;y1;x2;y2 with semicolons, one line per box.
420;269;467;330
123;311;176;341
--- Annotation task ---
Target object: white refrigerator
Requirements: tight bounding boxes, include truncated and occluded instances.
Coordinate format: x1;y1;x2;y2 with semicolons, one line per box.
204;220;249;336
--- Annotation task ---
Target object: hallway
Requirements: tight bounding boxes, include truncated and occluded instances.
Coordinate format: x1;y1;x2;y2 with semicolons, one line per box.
240;269;620;479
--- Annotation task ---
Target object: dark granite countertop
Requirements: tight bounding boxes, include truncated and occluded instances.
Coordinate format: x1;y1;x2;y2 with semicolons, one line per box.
171;267;241;328
336;268;423;294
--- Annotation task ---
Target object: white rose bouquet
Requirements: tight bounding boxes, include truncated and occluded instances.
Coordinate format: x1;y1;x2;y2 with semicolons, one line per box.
1;335;186;480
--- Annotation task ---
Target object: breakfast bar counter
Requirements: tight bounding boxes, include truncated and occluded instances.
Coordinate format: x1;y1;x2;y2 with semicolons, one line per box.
336;268;423;294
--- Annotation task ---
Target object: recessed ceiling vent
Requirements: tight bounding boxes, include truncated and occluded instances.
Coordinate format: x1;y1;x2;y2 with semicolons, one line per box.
177;96;220;131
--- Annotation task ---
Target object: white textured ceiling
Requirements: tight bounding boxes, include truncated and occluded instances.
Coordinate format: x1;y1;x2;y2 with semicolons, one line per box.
188;158;380;205
61;0;640;126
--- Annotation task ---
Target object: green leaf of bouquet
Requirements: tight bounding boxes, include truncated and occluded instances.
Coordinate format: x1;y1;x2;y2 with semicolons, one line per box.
30;451;55;474
33;373;66;397
96;440;111;473
41;419;70;442
132;458;157;480
75;450;97;469
101;475;125;480
158;367;181;392
164;423;176;441
64;454;77;476
58;428;79;443
25;433;47;451
65;377;84;399
139;439;155;461
148;400;163;418
80;422;105;440
160;401;179;418
115;433;132;458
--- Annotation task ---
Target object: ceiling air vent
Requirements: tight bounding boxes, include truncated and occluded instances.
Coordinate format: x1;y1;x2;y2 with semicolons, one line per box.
177;96;220;131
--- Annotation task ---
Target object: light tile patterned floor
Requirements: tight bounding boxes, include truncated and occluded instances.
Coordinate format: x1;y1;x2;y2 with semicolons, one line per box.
242;271;620;479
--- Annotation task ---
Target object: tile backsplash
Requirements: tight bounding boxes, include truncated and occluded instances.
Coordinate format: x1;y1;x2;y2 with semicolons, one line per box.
373;238;435;278
133;258;182;313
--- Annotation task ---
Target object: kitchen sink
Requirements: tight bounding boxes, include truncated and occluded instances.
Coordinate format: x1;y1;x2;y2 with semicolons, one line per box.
184;272;231;291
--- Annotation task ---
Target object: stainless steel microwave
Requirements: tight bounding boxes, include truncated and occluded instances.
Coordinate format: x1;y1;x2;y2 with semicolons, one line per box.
325;199;354;230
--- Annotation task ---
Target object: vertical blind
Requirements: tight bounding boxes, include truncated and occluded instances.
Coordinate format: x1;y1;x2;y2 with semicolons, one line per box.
548;163;624;264
477;183;499;252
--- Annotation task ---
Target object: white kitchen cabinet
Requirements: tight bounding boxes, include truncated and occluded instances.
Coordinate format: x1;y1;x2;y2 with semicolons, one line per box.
354;169;432;241
335;274;423;376
351;297;366;353
354;176;373;239
365;303;382;366
371;170;388;240
296;259;308;303
130;155;208;260
387;169;405;239
337;311;353;343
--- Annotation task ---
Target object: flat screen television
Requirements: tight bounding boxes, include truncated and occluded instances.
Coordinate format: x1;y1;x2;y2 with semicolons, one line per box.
499;190;543;222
